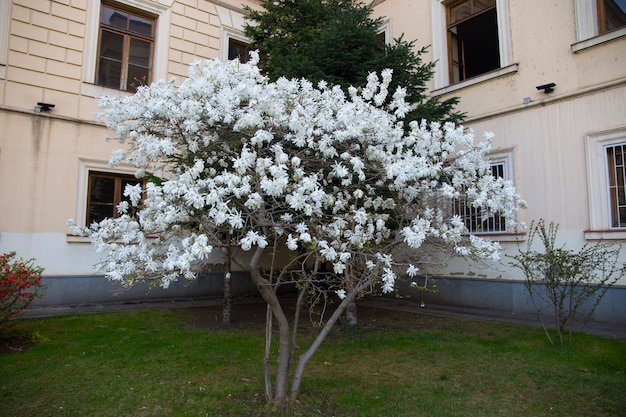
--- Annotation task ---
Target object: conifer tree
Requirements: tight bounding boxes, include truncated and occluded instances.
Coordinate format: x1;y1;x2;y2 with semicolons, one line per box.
245;0;463;124
245;1;464;324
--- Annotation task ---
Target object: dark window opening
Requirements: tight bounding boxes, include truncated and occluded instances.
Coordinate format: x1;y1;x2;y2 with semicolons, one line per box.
87;171;143;225
97;3;154;92
447;0;500;83
599;0;626;34
228;38;250;63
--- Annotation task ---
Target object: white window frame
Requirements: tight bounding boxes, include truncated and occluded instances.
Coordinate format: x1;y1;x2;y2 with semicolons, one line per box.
573;0;626;52
379;19;392;45
584;127;626;240
479;150;516;237
453;149;520;241
81;0;173;98
221;27;250;63
72;159;138;230
430;0;515;94
489;149;515;180
218;5;250;63
0;0;10;79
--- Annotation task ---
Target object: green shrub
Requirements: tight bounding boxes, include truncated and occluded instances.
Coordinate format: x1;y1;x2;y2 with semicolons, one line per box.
510;220;624;345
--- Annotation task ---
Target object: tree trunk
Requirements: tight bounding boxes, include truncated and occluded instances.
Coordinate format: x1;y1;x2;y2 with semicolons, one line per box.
344;270;358;325
222;249;232;324
222;271;232;324
247;246;292;408
289;277;373;401
345;299;358;325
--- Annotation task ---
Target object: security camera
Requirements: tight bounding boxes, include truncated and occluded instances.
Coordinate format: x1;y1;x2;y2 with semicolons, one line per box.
34;102;55;112
536;83;556;94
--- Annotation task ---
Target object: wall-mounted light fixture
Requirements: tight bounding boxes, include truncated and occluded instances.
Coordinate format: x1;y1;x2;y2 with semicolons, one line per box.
34;102;55;113
536;83;556;94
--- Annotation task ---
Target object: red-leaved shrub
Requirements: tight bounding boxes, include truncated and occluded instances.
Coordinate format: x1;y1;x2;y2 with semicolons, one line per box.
0;252;43;330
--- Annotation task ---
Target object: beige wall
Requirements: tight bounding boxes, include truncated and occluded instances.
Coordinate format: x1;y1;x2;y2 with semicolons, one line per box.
1;0;260;119
439;84;626;281
373;0;626;119
0;0;261;274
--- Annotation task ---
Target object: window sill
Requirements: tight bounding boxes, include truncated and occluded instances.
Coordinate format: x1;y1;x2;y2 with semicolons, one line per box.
431;64;519;97
66;234;91;243
584;230;626;240
66;233;158;243
572;27;626;52
81;82;133;99
469;232;526;242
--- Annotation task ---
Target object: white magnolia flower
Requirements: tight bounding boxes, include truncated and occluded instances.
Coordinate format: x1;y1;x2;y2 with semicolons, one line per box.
407;264;419;277
286;234;298;251
333;262;346;274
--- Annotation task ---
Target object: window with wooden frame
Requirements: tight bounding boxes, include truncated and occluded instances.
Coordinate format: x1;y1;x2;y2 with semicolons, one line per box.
228;38;251;63
446;0;500;83
598;0;626;34
605;143;626;228
87;171;143;226
454;160;508;234
96;2;155;93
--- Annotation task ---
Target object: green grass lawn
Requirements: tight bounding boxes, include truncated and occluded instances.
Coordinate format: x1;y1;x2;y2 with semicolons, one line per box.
1;306;624;417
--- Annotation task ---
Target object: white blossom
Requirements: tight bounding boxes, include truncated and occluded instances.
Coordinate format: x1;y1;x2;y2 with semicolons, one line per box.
77;54;524;298
407;264;419;277
286;234;298;251
333;262;346;274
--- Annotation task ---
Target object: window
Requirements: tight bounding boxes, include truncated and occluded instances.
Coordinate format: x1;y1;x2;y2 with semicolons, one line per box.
87;171;143;225
82;0;170;98
454;160;507;234
228;38;250;63
584;128;626;239
573;0;626;51
375;19;391;54
222;26;250;63
71;160;143;234
598;0;626;34
218;8;251;63
447;0;499;83
605;143;626;228
96;3;155;92
431;0;514;91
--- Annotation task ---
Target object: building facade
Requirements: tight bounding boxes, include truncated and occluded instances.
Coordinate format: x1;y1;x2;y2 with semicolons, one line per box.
372;0;626;323
0;0;625;323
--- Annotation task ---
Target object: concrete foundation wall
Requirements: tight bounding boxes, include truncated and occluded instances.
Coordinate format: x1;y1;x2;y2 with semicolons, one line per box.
31;272;258;307
29;273;625;326
395;276;626;325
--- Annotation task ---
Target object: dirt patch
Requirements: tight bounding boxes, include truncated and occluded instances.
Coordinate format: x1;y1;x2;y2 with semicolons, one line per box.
183;299;446;334
185;301;271;332
1;332;35;356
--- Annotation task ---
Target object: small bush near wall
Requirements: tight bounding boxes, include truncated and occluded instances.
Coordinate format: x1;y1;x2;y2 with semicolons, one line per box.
0;252;43;333
510;220;625;346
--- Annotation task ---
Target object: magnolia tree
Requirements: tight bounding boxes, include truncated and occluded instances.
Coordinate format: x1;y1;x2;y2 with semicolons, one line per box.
70;53;523;408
